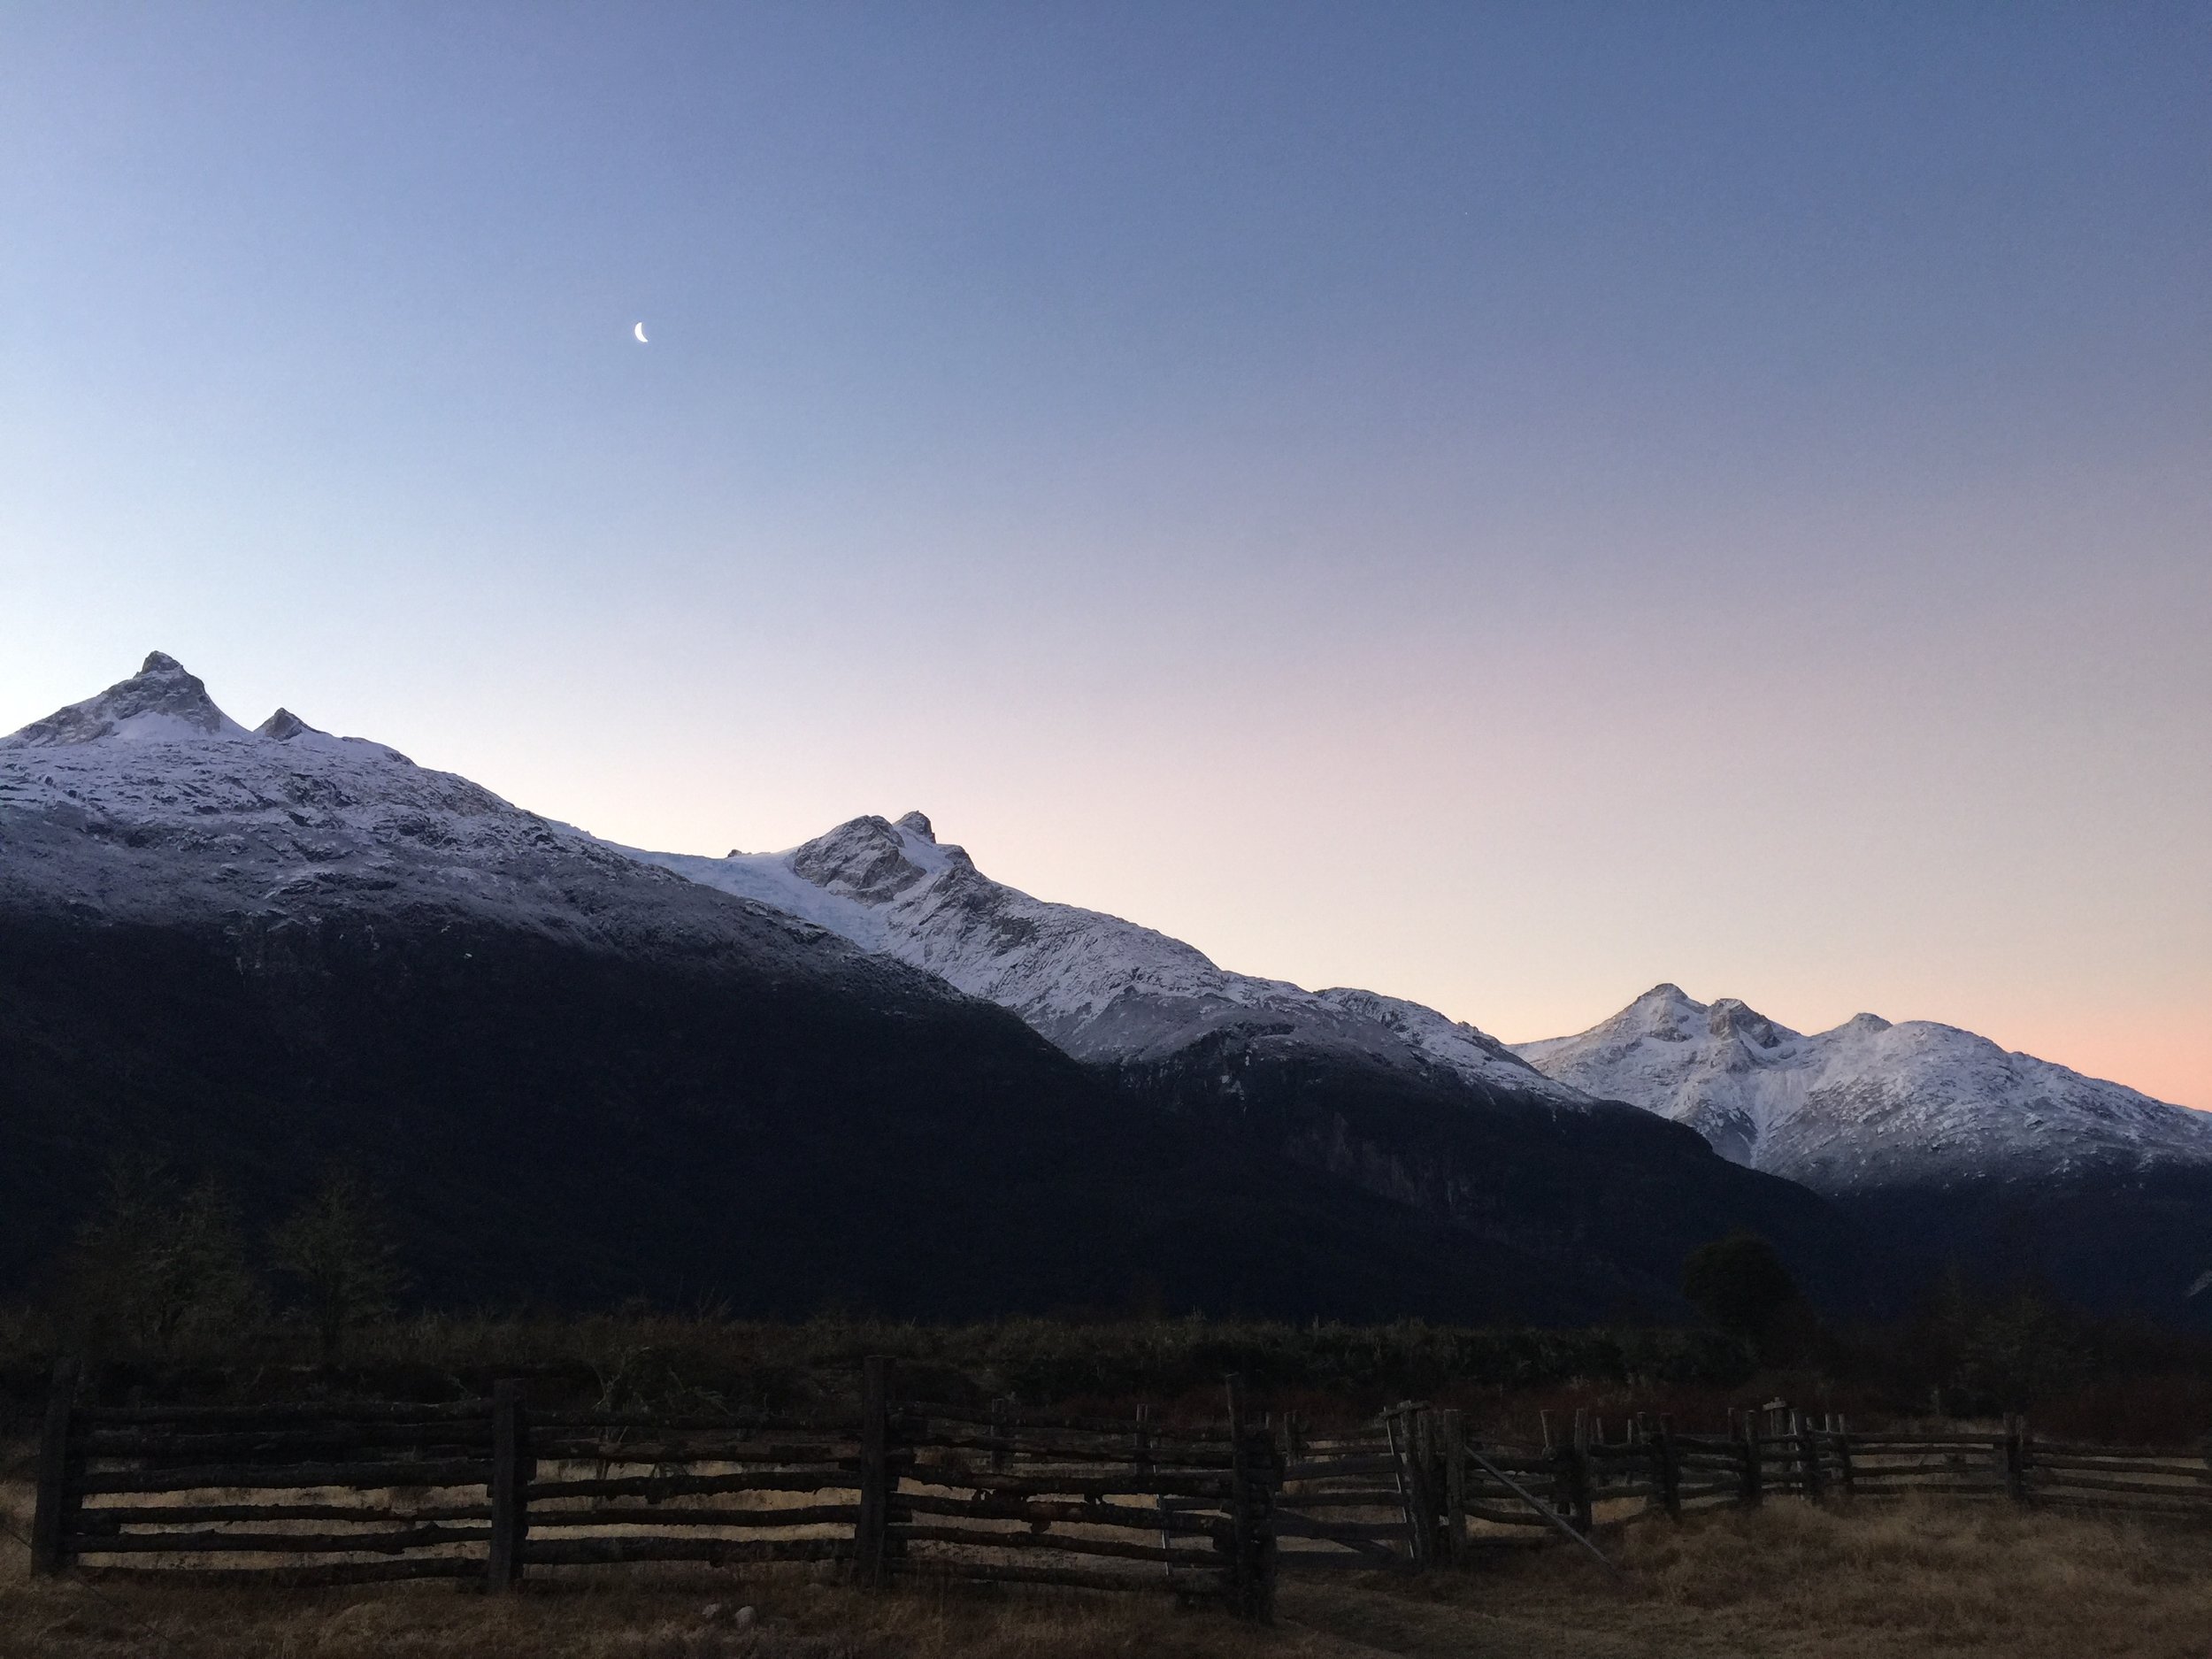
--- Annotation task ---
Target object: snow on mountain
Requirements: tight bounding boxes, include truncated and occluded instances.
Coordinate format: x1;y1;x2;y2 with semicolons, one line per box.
633;811;1589;1106
1514;983;2212;1192
0;655;1575;1113
0;655;885;976
4;651;255;747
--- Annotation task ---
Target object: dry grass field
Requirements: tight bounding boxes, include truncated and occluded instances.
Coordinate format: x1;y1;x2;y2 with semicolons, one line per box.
7;1473;2212;1659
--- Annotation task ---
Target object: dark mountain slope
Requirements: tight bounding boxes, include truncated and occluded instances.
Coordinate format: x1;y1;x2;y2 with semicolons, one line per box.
0;654;1814;1322
647;813;1873;1314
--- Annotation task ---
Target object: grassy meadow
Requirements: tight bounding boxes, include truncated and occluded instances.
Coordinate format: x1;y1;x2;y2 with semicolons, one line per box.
6;1469;2212;1659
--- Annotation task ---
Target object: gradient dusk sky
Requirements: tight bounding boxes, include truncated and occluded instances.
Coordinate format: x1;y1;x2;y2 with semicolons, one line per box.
4;5;2208;1106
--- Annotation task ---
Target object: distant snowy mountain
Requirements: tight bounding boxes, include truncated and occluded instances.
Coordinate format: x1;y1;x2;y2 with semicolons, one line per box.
1515;986;2212;1318
0;653;1854;1321
1513;983;2212;1193
7;653;1596;1320
634;811;1589;1107
627;814;1866;1313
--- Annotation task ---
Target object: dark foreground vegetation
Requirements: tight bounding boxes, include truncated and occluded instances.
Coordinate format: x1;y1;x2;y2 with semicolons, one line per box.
4;1298;2208;1449
4;1174;2204;1446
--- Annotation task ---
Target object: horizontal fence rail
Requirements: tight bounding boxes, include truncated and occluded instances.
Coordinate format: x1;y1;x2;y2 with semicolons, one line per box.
26;1361;2212;1609
26;1358;1280;1618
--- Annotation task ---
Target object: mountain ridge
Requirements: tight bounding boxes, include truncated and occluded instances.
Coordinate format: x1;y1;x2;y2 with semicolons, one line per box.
0;653;1854;1320
1513;982;2212;1190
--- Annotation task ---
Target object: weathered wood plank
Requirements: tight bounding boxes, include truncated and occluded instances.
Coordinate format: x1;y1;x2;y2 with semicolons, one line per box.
2031;1456;2208;1479
79;1426;493;1459
77;1502;493;1527
77;1459;495;1495
527;1440;856;1465
526;1503;861;1530
901;1466;1233;1500
81;1559;480;1586
529;1470;854;1501
523;1536;851;1566
893;1492;1223;1537
2032;1474;2211;1500
75;1402;491;1426
891;1524;1203;1565
67;1524;491;1555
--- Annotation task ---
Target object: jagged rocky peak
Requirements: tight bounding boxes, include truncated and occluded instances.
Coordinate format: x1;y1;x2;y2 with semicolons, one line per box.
256;707;320;741
789;815;936;904
1707;996;1791;1048
3;651;251;748
895;810;935;842
251;704;412;764
1841;1011;1893;1035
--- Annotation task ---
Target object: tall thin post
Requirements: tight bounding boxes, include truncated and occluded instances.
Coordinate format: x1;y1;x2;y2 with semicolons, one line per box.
30;1356;79;1578
487;1379;528;1592
1384;1406;1417;1559
855;1356;893;1587
2002;1416;2028;1505
1740;1414;1763;1509
989;1395;1010;1474
1225;1373;1271;1621
1553;1409;1594;1534
1656;1414;1682;1521
1137;1403;1170;1578
1403;1408;1439;1566
1798;1415;1824;1504
1440;1408;1466;1565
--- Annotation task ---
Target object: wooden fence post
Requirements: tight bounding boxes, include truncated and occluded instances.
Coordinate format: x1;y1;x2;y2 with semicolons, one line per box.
29;1356;79;1578
1833;1417;1855;1499
1553;1411;1594;1534
1411;1408;1444;1566
1740;1416;1763;1509
487;1379;529;1592
855;1356;893;1588
2002;1416;2028;1505
990;1395;1010;1474
1656;1414;1682;1521
1224;1373;1273;1622
1798;1417;1824;1504
1440;1408;1466;1565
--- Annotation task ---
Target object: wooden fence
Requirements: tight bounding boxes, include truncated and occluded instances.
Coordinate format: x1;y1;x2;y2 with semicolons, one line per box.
1299;1403;2212;1568
26;1363;2212;1610
27;1359;1279;1618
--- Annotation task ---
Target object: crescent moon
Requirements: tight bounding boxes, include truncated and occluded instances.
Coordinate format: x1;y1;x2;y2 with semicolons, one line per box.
634;322;648;344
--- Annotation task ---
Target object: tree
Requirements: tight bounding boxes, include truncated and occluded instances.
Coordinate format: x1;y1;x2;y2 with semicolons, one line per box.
63;1158;262;1357
270;1171;406;1363
1682;1232;1800;1342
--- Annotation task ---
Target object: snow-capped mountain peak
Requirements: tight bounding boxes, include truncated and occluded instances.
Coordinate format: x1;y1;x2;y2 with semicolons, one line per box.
4;652;253;748
254;707;414;764
636;811;1591;1107
1515;986;2212;1191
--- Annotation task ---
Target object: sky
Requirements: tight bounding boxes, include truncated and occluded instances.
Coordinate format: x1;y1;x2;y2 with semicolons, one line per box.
3;4;2208;1106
